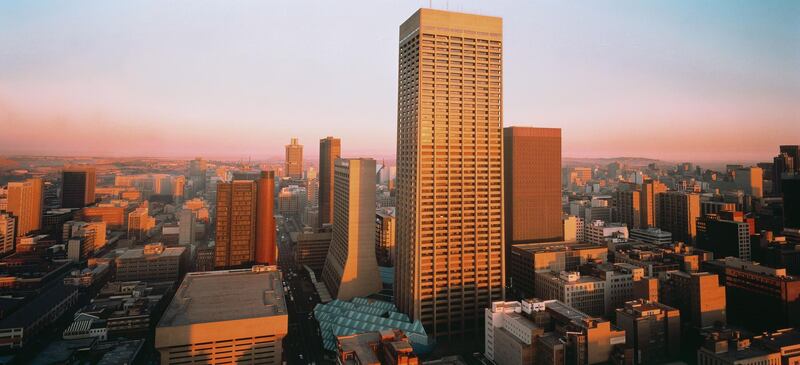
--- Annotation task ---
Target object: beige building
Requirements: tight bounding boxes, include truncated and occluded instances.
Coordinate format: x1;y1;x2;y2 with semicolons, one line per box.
155;266;288;365
127;206;155;241
321;158;381;300
6;177;43;238
115;243;187;282
285;137;303;179
395;9;504;337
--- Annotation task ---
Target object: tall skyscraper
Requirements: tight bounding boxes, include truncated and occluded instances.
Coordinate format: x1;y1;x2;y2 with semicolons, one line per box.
188;157;207;194
7;177;43;238
285;137;303;179
503;127;562;253
318;136;341;228
62;167;96;208
655;191;701;244
617;186;642;229
214;172;276;269
321;158;381;300
641;179;668;228
396;9;504;338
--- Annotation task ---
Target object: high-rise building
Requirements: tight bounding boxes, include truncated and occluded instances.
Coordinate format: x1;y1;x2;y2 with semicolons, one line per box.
214;172;276;269
783;175;800;229
285;137;303;179
395;8;504;338
318;136;341;228
155;266;287;365
322;158;381;300
656;191;700;244
615;299;681;365
375;210;396;267
0;212;15;255
659;271;726;329
178;210;196;245
6;177;43;238
641;179;668;228
188;157;207;194
62;167;96;208
780;145;800;171
734;167;763;199
127;206;155;241
616;185;642;229
503;127;562;253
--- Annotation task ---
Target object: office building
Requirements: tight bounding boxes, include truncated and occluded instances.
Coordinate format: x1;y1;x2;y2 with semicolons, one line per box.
63;220;107;252
375;210;396;267
562;215;585;242
641;179;668;228
295;230;332;272
535;271;606;316
659;271;726;329
178;209;195;245
784;175;800;229
503;127;562;252
616;188;642;230
188;157;207;194
696;211;753;261
656;191;700;244
62;167;96;208
322;158;381;300
734;167;764;199
615;299;680;365
396;8;504;337
585;220;629;245
696;328;796;365
278;185;306;218
0;212;15;255
155;266;288;365
116;243;188;282
285;137;303;179
6;177;43;238
486;299;626;365
214;172;276;268
508;241;607;297
581;262;646;316
127;206;155;241
629;227;672;245
703;257;800;330
319;136;341;228
335;329;420;365
700;201;737;217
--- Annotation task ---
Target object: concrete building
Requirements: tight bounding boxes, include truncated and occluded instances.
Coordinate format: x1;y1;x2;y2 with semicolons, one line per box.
63;220;107;253
659;271;726;329
395;8;504;338
278;185;306;219
178;209;195;245
615;299;680;365
701;201;737;216
335;329;419;365
562;215;584;242
319;136;341;228
703;257;800;330
62;166;96;208
535;271;606;316
115;243;188;282
295;230;332;273
697;329;783;365
503;127;563;251
585;220;629;245
641;179;668;228
214;172;276;268
285;137;303;179
6;177;43;238
656;191;701;244
155;266;288;365
581;262;645;316
322;158;381;300
375;210;396;267
616;186;641;230
696;211;753;261
127;206;155;241
81;200;131;230
629;227;672;245
508;241;607;297
734;167;764;199
0;212;16;255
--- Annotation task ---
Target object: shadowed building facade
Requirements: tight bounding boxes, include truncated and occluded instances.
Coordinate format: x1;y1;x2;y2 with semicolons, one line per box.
395;9;504;338
318;136;341;228
503;127;562;258
62;167;96;208
321;158;381;300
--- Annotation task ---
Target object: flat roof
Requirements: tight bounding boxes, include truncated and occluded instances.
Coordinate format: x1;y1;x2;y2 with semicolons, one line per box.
157;267;286;328
512;241;606;253
337;332;381;364
117;246;186;260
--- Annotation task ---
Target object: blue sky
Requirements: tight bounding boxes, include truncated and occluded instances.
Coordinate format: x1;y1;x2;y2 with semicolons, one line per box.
1;0;798;162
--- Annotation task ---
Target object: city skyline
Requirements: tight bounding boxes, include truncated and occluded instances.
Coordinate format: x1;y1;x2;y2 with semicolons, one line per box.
2;1;798;162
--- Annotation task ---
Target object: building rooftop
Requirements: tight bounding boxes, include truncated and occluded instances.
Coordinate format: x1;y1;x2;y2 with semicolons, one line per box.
512;240;606;253
157;266;286;328
117;244;186;260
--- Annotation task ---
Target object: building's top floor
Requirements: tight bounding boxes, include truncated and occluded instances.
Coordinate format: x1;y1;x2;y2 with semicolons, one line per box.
117;243;185;261
157;266;286;328
617;299;678;318
706;257;797;281
511;240;607;255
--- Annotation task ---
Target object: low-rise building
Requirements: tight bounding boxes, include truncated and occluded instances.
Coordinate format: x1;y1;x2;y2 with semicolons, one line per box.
508;241;607;297
335;329;419;365
535;271;606;316
115;243;188;282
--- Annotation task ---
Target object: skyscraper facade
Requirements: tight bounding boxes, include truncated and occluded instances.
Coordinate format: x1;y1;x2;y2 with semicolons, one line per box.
321;158;381;300
641;179;668;228
396;9;504;338
503;127;562;250
62;167;96;208
318;136;341;228
7;177;43;238
285;137;303;179
0;212;15;255
656;191;700;244
214;172;276;269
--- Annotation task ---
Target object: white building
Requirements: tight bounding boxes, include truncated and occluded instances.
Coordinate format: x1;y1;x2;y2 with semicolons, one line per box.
586;220;629;245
